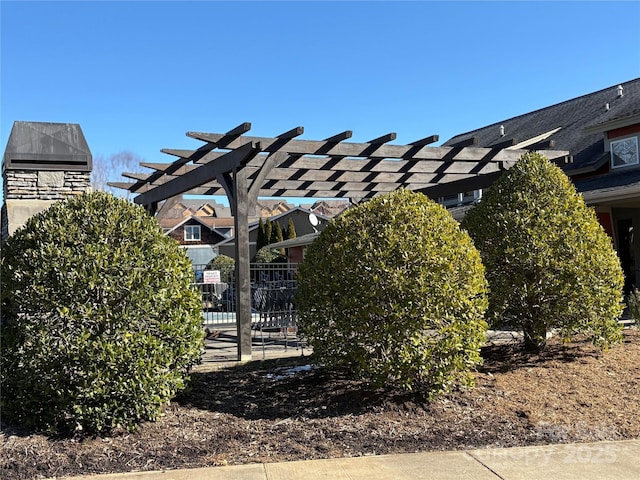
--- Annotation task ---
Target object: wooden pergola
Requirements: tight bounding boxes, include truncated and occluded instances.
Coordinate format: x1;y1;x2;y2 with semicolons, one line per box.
112;122;570;361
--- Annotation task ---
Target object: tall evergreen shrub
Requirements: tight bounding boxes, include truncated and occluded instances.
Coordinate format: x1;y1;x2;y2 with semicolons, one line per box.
462;152;624;352
296;189;488;396
257;218;266;251
287;218;297;240
0;192;203;434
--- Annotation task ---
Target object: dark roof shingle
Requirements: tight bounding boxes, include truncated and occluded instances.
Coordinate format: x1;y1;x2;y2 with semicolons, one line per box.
444;78;640;173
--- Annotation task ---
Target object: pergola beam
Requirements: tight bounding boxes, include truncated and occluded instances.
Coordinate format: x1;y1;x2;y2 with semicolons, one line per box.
134;160;496;180
449;136;478;148
133;142;261;207
419;172;504;199
410;135;439;146
368;132;397;144
158;148;569;175
324;131;353;142
114;153;568;199
418;154;573;198
122;172;152;181
110;169;507;197
186;131;565;163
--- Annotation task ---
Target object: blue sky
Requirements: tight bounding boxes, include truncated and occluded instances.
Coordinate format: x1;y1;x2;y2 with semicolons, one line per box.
2;0;640;204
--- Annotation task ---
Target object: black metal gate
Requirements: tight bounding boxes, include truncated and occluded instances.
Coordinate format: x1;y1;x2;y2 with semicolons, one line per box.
193;262;298;331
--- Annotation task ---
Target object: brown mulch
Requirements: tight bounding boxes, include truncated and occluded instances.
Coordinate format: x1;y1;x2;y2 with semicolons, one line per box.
2;329;639;480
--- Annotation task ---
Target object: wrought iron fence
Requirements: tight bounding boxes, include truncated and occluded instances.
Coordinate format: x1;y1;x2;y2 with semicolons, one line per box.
193;262;298;330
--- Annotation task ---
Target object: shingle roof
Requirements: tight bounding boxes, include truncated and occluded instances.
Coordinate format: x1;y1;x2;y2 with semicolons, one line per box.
573;167;640;192
162;214;233;238
178;199;231;216
444;79;640;173
268;232;319;249
298;200;351;217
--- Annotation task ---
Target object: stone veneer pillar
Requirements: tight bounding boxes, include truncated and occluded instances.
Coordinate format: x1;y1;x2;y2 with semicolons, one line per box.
1;121;92;242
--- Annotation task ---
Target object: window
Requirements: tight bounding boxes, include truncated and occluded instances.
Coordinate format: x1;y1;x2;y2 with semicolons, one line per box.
611;136;639;168
184;225;201;241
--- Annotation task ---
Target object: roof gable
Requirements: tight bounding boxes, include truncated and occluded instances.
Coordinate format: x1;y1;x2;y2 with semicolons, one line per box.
164;215;218;235
155;196;233;221
215;207;331;247
250;206;331;227
299;199;351;217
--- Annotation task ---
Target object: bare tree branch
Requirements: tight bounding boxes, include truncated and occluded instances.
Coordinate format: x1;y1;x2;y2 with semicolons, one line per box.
91;151;149;199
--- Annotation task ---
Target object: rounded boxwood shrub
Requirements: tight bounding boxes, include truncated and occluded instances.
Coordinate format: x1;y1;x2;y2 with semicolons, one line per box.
252;246;286;264
206;254;235;283
295;189;488;396
462;152;624;352
0;192;203;435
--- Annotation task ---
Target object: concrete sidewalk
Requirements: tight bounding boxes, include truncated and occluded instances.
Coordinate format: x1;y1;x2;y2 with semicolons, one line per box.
61;440;640;480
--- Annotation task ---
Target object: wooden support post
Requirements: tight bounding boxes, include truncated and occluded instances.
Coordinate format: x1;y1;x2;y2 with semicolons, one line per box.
144;202;158;216
233;168;253;361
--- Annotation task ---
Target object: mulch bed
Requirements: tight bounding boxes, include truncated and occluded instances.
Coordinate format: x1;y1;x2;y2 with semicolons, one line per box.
2;329;639;480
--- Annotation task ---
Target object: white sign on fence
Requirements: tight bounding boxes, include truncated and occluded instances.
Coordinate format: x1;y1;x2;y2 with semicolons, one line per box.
203;270;221;284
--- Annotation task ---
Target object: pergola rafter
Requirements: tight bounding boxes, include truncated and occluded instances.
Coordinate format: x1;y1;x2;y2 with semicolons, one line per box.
111;122;571;361
114;140;569;203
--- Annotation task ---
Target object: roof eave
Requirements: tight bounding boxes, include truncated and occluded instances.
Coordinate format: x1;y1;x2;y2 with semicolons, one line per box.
565;152;609;177
268;232;320;249
580;182;640;204
583;112;640;135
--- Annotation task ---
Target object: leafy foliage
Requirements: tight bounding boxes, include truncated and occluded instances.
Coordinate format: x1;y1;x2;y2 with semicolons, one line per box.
287;217;297;240
206;254;235;283
271;221;284;252
252;247;286;264
270;221;279;243
627;288;640;324
295;189;488;396
0;192;204;435
257;216;293;254
462;152;624;352
256;218;267;251
264;218;273;247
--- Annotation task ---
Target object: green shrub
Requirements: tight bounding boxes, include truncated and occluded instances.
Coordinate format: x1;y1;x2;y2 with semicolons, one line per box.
295;189;488;396
252;246;286;264
0;192;203;435
462;152;624;352
286;217;297;240
627;288;640;324
206;254;235;283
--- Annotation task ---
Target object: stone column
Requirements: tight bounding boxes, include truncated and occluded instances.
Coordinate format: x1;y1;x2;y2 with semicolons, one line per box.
1;121;92;242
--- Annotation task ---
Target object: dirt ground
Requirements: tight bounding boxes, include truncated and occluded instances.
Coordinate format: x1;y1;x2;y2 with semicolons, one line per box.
2;328;639;480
